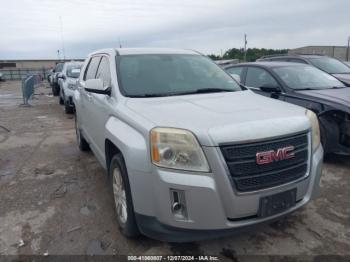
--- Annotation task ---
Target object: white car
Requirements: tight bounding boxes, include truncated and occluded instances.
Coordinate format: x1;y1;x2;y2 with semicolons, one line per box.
57;62;83;113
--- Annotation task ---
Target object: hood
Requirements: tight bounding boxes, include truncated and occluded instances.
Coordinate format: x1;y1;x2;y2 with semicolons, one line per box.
296;87;350;111
125;90;310;146
332;73;350;85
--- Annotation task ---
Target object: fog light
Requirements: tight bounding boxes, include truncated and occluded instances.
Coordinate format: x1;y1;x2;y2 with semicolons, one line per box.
170;189;187;219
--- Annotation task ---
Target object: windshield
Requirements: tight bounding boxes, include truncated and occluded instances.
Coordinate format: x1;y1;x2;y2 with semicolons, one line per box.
118;54;241;97
273;65;345;90
308;57;350;74
55;63;64;72
66;65;81;78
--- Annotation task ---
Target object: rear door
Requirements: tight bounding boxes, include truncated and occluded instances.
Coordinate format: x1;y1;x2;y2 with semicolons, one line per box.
79;56;102;140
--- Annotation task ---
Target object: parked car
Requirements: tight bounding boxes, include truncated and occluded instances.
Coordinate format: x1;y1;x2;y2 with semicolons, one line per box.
343;61;350;67
51;62;64;96
0;72;4;81
257;54;350;86
57;62;82;113
47;69;53;83
74;48;323;242
225;62;350;155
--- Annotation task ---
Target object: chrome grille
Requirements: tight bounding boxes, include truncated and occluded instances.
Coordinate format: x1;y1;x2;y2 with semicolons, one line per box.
220;132;309;192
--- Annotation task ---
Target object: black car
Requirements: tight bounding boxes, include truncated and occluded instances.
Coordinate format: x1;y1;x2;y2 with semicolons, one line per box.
51;62;64;96
225;62;350;155
257;54;350;86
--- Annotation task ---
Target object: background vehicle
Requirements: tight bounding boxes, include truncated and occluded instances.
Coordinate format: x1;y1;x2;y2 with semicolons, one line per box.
343;61;350;67
57;62;82;113
225;62;350;155
51;62;64;96
0;72;4;81
47;69;53;84
257;54;350;86
74;48;323;242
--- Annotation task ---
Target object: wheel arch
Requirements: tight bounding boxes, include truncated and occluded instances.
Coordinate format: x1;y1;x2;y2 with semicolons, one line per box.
105;116;150;173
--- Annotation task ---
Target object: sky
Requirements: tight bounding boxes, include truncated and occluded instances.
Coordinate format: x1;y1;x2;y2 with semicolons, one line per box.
0;0;349;59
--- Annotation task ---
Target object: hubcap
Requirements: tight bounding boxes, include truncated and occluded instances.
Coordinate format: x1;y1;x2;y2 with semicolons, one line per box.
112;167;128;224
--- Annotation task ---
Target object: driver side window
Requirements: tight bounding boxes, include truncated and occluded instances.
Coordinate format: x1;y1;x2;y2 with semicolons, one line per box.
245;67;278;88
96;56;111;87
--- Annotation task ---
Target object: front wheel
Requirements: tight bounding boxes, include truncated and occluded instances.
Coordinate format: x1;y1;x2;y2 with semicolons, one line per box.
109;154;139;238
59;92;64;105
75;113;90;151
64;99;74;114
52;84;59;96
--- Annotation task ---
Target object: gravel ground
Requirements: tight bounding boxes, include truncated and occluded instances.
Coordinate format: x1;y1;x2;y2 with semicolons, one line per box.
0;81;349;260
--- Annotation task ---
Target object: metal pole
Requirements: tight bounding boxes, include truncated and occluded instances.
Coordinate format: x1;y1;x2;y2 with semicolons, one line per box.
244;34;247;62
59;16;66;60
347;36;350;62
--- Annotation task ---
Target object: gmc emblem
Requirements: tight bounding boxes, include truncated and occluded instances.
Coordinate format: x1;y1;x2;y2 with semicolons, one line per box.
256;146;295;165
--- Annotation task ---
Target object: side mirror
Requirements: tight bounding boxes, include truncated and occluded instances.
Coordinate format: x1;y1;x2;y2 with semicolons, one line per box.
230;73;241;83
259;84;281;93
57;73;66;80
85;79;111;95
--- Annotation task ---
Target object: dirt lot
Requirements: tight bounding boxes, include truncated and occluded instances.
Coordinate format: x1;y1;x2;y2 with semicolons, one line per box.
0;80;349;259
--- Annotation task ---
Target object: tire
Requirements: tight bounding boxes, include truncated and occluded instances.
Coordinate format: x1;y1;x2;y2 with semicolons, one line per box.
65;100;74;114
59;92;64;105
52;84;59;96
109;154;139;238
75;113;90;151
319;121;328;154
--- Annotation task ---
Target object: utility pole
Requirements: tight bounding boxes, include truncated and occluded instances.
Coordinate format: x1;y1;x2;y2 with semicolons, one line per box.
57;50;60;60
119;38;122;48
347;36;350;62
59;16;66;60
244;34;248;62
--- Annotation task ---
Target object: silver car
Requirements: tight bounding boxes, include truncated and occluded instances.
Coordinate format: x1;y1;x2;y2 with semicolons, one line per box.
58;62;82;113
74;48;323;242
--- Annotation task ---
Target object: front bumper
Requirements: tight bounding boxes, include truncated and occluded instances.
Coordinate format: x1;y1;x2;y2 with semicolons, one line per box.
131;145;323;242
63;87;75;107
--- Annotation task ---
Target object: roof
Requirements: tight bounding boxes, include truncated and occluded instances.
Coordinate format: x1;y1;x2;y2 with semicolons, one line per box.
88;48;202;57
116;48;201;55
226;61;310;69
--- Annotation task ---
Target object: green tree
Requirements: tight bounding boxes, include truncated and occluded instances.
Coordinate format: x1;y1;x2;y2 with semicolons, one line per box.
210;48;289;62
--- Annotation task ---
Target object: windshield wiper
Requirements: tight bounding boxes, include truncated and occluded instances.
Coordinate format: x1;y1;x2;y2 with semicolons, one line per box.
295;88;318;90
128;94;169;98
331;86;346;89
128;88;235;98
172;88;235;96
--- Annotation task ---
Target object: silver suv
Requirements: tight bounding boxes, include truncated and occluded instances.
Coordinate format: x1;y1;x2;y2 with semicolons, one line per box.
74;48;323;242
57;62;83;113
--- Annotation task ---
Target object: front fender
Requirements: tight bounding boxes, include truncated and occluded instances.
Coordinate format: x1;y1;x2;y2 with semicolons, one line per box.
105;116;150;173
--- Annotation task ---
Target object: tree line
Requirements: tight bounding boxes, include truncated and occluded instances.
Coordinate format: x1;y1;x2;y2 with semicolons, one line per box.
208;48;289;62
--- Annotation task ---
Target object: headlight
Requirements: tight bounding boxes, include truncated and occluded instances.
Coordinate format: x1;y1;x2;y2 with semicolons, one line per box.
68;84;76;90
150;127;210;172
306;110;321;152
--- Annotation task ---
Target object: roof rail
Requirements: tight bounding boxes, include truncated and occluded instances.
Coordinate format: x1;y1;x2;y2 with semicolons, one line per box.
258;54;289;59
292;53;326;56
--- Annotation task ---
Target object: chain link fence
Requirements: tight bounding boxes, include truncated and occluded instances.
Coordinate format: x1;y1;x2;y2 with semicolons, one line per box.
0;68;50;81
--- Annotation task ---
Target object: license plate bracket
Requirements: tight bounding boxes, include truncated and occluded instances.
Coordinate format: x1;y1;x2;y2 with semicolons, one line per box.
258;188;297;218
